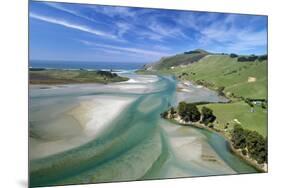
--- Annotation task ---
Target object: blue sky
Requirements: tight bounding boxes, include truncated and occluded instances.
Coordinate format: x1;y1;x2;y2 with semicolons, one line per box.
29;1;267;63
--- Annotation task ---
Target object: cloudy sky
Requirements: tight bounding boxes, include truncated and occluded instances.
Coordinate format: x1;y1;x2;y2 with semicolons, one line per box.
29;1;267;63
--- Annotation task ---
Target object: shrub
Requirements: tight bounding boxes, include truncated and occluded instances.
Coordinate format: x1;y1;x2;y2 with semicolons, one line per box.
178;101;201;122
230;53;238;58
217;86;225;96
258;55;268;61
201;106;216;125
231;124;247;149
160;111;168;118
231;125;267;164
246;131;267;164
96;70;117;78
237;55;258;62
242;149;247;156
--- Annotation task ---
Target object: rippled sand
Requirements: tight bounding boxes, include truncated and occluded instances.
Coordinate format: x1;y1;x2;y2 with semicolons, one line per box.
29;74;253;187
30;95;136;159
159;121;235;177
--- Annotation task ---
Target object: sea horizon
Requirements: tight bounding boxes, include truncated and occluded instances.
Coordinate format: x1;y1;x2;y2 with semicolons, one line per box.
29;60;147;70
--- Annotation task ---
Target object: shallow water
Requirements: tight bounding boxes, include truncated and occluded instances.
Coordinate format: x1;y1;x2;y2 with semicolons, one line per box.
29;73;257;187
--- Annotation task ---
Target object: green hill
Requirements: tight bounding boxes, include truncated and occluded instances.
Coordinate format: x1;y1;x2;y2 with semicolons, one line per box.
142;50;268;137
172;55;267;99
144;49;209;70
145;53;267;99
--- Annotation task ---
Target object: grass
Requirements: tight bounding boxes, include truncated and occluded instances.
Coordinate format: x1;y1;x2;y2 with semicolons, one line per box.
142;53;268;137
29;69;129;84
148;50;208;70
198;101;267;137
167;55;267;99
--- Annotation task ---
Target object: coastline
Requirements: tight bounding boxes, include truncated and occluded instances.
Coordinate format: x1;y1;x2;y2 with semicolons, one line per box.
187;81;267;172
135;70;267;172
165;118;267;173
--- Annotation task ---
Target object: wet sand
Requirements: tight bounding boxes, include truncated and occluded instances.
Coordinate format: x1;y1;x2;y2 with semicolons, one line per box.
29;73;256;187
30;95;136;159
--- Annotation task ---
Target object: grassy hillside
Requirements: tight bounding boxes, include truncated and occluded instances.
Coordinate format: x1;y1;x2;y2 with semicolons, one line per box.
142;51;268;138
198;102;267;136
29;69;129;84
155;54;267;99
146;49;209;70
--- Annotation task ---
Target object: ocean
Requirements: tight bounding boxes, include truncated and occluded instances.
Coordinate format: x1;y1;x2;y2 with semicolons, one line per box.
29;60;147;70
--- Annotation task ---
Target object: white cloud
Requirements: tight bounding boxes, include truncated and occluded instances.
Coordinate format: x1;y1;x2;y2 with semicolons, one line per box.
29;12;118;39
78;40;171;57
116;22;132;37
148;21;189;40
44;2;102;24
195;15;267;54
91;6;136;18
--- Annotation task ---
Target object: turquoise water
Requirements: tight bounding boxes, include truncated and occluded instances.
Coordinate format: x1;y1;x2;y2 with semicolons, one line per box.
29;73;257;187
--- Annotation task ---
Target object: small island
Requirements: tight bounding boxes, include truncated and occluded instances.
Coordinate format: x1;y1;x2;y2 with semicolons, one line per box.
29;68;129;84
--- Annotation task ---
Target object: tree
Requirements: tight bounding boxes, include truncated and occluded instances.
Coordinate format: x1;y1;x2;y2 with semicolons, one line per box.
230;53;238;58
201;106;216;125
246;131;267;164
170;107;176;118
217;86;225;96
178;101;188;117
261;102;267;109
244;98;254;107
237;55;258;62
231;125;267;164
231;124;247;149
258;55;267;61
177;101;201;122
160;111;168;118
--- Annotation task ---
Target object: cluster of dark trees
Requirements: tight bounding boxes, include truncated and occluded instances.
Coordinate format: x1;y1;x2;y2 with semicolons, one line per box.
96;70;118;78
178;72;196;79
161;102;216;126
29;67;46;71
230;53;239;58
237;55;268;62
195;79;214;88
238;55;258;62
231;124;267;164
243;98;267;109
160;111;169;119
184;50;201;54
230;53;268;62
244;98;254;107
258;55;268;61
178;102;201;122
201;106;216;125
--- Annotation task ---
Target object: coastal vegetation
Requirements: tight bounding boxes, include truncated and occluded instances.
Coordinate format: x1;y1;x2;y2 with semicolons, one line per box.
142;49;267;171
161;101;267;171
231;124;267;164
142;52;267;99
29;69;129;84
